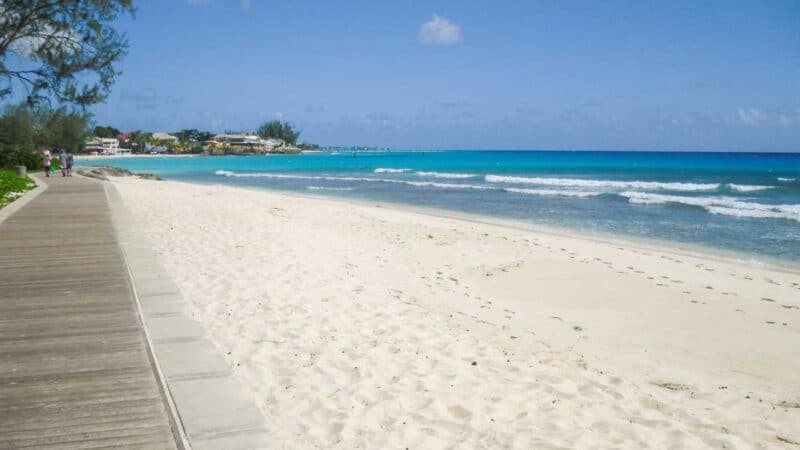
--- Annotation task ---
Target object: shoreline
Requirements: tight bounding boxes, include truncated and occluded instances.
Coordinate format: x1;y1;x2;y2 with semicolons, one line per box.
287;188;800;274
185;178;800;274
73;161;800;270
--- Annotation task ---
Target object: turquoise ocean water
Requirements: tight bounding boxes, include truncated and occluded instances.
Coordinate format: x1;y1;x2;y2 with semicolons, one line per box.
80;151;800;263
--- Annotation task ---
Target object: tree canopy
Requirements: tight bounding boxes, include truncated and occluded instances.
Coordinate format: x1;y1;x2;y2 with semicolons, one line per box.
0;0;135;107
93;125;120;138
257;120;301;146
0;103;90;168
174;129;214;144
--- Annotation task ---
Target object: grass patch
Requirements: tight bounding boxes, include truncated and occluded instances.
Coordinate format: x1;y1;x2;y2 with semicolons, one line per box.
0;169;36;209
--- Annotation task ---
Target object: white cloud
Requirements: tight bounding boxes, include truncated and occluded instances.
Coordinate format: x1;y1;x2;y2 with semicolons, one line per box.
419;14;462;45
737;107;796;127
737;107;769;125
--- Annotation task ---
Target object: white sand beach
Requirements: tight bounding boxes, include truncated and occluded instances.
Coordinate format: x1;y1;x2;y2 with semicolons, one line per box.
110;177;800;449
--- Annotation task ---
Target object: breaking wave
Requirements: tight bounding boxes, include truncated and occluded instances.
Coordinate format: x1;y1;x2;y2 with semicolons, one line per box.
215;170;798;221
620;192;800;222
374;168;411;173
485;175;720;192
405;181;491;190
216;170;489;190
306;186;353;191
415;171;477;179
778;177;796;182
504;187;603;198
727;184;773;192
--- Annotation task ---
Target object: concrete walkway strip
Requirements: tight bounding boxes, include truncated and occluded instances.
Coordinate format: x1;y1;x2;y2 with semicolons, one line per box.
105;182;270;450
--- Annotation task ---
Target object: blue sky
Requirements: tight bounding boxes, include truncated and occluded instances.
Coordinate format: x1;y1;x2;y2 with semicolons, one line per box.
87;0;799;151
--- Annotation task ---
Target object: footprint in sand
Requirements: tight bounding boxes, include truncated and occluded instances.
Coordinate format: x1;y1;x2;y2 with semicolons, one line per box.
448;405;471;419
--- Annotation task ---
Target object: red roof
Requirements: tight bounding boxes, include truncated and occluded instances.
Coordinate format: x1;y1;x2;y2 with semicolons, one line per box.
118;133;130;140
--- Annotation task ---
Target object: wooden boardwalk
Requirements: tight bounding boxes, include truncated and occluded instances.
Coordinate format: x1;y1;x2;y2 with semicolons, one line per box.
0;176;180;449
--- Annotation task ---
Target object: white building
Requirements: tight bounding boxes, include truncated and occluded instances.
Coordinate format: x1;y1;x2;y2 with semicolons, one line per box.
85;137;122;155
205;133;282;153
151;132;179;142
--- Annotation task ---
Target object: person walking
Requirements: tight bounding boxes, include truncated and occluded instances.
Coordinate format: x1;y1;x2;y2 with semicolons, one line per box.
66;152;74;177
59;149;67;177
42;149;51;177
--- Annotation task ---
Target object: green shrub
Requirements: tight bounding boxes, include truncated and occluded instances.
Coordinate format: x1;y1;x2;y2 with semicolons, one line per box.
0;170;36;209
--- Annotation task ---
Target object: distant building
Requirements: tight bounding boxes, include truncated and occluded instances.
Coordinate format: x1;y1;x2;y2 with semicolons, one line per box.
85;137;127;155
151;132;179;142
204;133;282;154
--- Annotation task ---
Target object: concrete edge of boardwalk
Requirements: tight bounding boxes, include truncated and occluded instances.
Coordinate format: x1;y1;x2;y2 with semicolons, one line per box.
104;180;271;450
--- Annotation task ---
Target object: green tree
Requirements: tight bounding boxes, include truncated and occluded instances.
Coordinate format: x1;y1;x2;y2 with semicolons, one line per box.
0;103;90;168
128;130;152;153
256;120;301;146
0;105;36;168
0;0;135;106
42;109;89;152
93;125;120;138
172;129;215;153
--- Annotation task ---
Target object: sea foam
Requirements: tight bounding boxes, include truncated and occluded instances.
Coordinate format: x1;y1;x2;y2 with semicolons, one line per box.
415;171;477;179
307;186;353;191
727;184;773;192
620;192;800;222
374;168;411;173
485;175;719;192
504;187;602;198
216;170;490;190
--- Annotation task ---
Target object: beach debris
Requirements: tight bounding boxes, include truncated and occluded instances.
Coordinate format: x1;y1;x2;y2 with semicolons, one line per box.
777;400;800;409
652;381;691;391
777;436;800;446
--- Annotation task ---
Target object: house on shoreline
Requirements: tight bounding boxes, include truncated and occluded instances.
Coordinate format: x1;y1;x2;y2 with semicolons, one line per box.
151;132;178;143
85;137;131;155
204;133;296;154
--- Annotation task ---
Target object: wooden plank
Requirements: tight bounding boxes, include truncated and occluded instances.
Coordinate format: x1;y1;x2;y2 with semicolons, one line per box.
0;176;179;449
